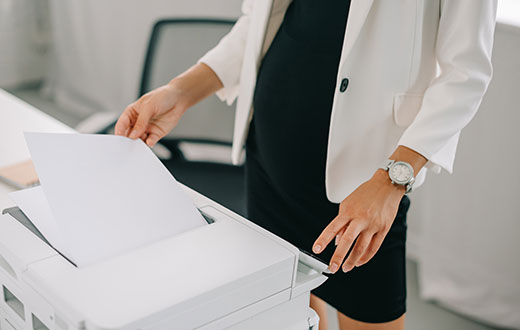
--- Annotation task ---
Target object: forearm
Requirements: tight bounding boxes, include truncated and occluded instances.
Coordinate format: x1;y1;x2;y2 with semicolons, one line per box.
168;62;224;110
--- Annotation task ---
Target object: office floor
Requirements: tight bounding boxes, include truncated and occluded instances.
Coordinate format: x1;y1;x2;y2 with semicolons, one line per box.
326;261;498;330
8;86;500;330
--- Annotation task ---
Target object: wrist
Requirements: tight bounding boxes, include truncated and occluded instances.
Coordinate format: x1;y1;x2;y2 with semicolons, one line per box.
168;76;196;110
372;169;406;195
168;63;223;110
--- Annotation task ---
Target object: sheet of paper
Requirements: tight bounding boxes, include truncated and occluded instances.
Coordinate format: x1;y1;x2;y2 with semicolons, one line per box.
21;132;207;267
9;186;67;254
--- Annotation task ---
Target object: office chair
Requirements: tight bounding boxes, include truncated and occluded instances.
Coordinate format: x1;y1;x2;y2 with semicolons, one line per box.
100;19;246;216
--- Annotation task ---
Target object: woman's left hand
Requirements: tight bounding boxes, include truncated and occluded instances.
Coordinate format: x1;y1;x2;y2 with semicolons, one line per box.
312;169;406;273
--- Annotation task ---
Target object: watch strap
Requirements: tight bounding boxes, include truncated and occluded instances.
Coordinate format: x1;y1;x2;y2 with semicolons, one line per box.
379;159;394;171
405;177;415;194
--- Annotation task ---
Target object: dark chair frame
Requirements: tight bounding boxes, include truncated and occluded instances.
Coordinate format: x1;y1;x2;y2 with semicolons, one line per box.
141;18;237;160
98;18;236;145
140;18;235;97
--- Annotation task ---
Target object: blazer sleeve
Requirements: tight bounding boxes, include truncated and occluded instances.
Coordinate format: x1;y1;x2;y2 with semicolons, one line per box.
397;0;497;174
198;0;253;105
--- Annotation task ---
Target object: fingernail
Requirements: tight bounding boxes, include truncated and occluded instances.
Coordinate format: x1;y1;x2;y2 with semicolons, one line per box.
343;264;352;273
313;245;321;253
330;263;338;273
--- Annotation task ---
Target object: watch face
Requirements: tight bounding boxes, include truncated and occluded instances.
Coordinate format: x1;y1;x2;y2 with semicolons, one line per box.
389;162;414;184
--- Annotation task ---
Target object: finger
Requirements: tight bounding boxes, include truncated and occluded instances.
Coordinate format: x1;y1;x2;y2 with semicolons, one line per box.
128;107;154;139
146;132;162;147
335;227;346;246
356;232;385;266
115;105;136;136
342;232;373;272
312;215;350;254
140;132;149;142
328;222;363;273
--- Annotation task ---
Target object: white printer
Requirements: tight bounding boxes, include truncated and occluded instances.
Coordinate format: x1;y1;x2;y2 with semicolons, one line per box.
0;185;329;330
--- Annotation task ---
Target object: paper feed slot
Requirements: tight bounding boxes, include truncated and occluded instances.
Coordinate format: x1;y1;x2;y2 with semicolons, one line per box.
1;206;216;268
2;207;50;246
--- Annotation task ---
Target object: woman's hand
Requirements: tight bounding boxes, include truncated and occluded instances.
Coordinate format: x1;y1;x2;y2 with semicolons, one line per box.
312;170;406;273
115;84;185;147
115;63;223;146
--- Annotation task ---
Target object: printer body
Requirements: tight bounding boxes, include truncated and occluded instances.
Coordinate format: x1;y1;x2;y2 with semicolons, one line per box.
0;186;328;330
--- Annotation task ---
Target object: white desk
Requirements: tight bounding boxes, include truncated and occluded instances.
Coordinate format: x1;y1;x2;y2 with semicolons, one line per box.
0;89;75;210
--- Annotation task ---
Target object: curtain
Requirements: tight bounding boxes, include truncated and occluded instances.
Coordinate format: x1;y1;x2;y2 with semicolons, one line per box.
0;0;50;88
408;11;520;328
43;0;242;117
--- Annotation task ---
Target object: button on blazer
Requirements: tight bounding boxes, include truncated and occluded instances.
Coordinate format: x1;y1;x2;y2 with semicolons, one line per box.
199;0;497;202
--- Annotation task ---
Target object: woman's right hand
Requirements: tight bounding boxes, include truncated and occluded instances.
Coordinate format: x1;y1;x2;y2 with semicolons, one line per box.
115;83;186;147
115;63;223;147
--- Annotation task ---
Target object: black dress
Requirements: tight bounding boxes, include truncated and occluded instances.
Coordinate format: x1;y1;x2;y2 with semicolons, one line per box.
245;0;410;323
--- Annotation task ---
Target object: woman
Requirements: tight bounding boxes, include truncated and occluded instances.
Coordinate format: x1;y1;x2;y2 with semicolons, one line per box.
115;1;496;329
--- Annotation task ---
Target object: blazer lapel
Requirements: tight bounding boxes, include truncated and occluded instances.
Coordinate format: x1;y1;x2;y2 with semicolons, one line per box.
341;0;375;59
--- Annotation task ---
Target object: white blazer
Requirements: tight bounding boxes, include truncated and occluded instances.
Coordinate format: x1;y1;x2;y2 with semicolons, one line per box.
199;0;497;203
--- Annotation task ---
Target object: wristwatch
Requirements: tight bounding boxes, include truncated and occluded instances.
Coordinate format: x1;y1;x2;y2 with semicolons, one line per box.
379;159;415;194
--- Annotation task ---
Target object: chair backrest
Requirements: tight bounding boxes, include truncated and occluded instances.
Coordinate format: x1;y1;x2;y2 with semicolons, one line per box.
141;19;235;144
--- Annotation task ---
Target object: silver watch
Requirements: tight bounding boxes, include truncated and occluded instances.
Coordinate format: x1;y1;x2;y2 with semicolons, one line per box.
379;159;415;194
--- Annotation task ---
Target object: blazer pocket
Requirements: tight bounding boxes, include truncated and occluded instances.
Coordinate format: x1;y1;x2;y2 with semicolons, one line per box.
393;93;424;127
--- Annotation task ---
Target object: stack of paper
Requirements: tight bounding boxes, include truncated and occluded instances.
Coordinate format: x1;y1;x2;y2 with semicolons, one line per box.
9;133;207;267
